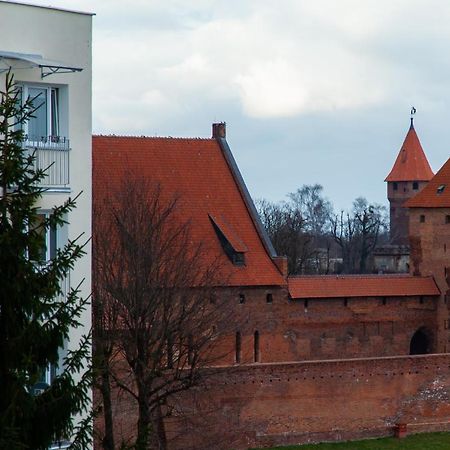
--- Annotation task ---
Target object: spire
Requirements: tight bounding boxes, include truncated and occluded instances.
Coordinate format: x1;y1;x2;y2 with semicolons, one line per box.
385;113;434;182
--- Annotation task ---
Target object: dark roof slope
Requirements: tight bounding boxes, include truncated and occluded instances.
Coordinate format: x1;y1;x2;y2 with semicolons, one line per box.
406;157;450;208
93;135;285;287
385;123;434;182
288;274;440;299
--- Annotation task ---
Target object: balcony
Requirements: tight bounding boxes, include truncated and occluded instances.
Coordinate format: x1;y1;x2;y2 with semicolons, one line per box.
24;135;70;188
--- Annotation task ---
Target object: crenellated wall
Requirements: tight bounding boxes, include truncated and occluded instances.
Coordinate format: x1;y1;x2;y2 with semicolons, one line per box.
165;354;450;449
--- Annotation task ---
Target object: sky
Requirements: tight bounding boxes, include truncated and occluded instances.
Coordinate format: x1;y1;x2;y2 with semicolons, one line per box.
23;0;450;211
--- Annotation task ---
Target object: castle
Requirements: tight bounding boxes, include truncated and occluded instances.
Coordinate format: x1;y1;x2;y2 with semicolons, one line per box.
93;120;450;449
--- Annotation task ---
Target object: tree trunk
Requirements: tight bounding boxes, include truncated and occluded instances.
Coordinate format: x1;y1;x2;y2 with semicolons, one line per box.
99;363;115;450
136;386;151;450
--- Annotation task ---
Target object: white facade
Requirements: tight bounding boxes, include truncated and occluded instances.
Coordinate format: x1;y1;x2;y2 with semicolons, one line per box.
0;0;93;431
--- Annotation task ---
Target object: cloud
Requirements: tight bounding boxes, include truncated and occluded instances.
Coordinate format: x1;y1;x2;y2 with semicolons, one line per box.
36;0;450;127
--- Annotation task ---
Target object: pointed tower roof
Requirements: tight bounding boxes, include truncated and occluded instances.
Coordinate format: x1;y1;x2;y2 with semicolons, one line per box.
385;119;434;182
405;157;450;208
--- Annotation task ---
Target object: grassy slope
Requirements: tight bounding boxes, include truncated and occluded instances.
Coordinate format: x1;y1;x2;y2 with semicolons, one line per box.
250;432;450;450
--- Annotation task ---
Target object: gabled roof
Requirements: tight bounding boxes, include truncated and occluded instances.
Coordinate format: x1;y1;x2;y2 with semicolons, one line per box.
405;157;450;208
93;135;285;287
385;121;434;182
288;274;440;299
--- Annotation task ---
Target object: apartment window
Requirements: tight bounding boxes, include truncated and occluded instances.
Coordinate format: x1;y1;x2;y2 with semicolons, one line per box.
266;293;273;304
393;182;398;191
420;215;425;223
19;85;60;140
412;181;419;190
30;213;57;262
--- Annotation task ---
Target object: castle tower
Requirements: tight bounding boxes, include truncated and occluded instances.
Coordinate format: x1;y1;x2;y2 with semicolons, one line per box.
406;158;450;352
385;117;434;245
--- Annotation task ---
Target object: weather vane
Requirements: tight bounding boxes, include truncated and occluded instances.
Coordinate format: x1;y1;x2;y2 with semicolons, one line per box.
410;106;416;127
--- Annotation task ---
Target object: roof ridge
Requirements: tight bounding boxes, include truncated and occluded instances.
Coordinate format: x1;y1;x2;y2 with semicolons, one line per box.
288;274;422;279
93;134;213;140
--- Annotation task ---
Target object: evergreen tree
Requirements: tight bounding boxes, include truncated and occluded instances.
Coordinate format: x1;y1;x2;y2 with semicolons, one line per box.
0;71;91;448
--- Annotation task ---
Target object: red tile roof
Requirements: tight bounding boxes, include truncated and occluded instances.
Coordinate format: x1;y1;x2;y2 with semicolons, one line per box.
405;157;450;208
385;123;434;182
93;135;285;287
288;274;440;299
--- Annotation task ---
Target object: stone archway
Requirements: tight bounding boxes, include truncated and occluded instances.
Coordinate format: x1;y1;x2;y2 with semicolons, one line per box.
409;327;431;355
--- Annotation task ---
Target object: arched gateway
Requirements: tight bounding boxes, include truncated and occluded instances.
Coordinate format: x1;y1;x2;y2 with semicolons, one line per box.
410;327;432;355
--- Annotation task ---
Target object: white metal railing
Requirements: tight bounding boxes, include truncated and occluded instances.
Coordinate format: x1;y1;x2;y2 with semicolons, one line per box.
23;136;70;187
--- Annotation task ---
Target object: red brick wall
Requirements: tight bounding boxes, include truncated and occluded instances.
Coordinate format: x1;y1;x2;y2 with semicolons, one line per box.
166;354;450;449
388;181;428;245
214;287;438;364
409;207;450;352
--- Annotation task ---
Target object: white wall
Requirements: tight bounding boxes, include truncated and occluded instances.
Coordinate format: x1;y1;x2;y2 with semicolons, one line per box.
0;0;93;436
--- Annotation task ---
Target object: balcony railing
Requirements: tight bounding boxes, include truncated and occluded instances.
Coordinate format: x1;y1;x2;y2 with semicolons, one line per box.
23;136;70;187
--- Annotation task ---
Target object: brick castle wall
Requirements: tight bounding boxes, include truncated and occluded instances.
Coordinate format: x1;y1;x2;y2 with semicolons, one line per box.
166;354;450;449
214;286;438;364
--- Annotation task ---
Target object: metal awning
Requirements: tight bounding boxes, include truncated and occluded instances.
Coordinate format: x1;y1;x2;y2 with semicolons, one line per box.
0;50;83;78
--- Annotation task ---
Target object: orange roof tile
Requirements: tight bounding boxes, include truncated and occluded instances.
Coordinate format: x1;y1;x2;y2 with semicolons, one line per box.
288;274;440;299
405;157;450;208
93;135;285;287
385;122;434;182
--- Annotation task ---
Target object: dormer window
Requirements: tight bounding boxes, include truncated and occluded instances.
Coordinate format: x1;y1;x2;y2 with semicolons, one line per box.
437;184;446;195
209;214;248;266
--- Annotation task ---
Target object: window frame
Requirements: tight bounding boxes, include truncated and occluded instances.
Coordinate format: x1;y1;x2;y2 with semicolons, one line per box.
18;83;60;140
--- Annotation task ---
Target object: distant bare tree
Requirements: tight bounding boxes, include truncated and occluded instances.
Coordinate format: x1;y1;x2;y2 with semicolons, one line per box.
256;199;313;274
331;197;387;273
257;184;334;275
93;176;231;450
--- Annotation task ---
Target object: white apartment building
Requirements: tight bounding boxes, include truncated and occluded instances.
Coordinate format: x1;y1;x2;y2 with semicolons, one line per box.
0;0;93;437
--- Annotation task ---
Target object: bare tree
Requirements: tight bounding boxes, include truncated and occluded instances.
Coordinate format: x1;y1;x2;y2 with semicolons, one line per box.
331;197;387;273
257;184;334;275
93;175;231;450
256;199;313;274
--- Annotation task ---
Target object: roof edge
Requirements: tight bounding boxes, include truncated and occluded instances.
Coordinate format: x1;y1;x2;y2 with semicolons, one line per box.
215;136;277;259
0;0;95;16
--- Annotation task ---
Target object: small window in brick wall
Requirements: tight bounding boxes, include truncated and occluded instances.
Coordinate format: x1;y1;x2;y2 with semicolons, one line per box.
304;299;309;311
382;297;387;306
344;298;348;307
446;215;450;224
266;293;273;304
239;293;245;304
235;332;242;363
393;182;398;191
254;331;260;362
413;181;419;190
420;296;424;304
420;215;425;223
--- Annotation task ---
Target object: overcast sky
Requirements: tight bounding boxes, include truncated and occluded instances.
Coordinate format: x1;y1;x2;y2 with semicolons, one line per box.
27;0;450;211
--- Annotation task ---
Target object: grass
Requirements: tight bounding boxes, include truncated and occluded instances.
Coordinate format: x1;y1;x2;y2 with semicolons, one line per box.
250;432;450;450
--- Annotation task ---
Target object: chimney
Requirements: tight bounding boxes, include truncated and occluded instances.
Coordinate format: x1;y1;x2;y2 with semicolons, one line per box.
212;122;226;139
